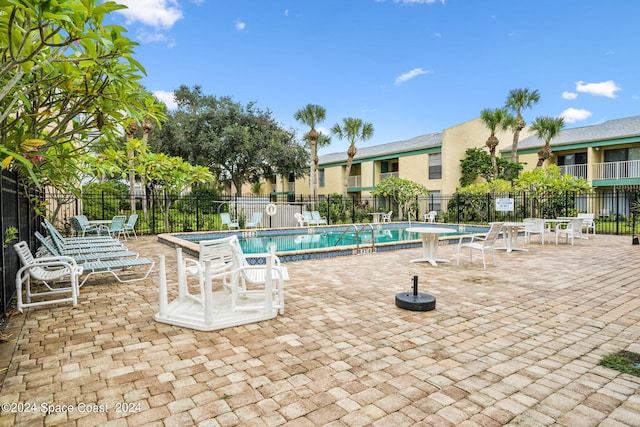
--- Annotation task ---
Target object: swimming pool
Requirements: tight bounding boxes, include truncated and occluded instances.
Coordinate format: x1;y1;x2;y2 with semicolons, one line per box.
159;223;487;263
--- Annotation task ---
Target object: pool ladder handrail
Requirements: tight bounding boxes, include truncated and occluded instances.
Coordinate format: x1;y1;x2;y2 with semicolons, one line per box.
334;223;376;252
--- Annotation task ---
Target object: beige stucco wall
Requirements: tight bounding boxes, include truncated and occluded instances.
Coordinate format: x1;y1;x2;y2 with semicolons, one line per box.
398;153;429;187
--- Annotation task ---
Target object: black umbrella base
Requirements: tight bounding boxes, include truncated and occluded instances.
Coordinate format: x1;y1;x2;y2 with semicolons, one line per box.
395;292;436;311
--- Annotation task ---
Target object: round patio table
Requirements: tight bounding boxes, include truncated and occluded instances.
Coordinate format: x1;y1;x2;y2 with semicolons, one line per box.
406;227;457;266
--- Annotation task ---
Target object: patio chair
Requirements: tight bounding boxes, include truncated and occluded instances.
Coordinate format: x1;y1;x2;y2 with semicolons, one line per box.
294;213;308;227
43;220;128;254
228;235;288;315
69;215;101;236
98;215;128;239
381;211;393;222
556;218;583;246
456;222;503;269
14;241;83;312
246;212;263;229
577;213;595;236
35;231;138;261
179;236;238;307
77;256;155;287
424;211;437;223
122;214;139;239
302;211;318;226
311;211;327;225
220;213;239;230
523;218;550;245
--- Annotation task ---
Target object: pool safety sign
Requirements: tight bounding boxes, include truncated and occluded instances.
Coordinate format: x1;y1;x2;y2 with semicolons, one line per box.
495;198;514;212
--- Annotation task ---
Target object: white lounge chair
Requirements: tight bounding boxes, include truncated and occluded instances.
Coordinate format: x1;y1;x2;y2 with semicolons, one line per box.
302;211;317;225
220;213;239;230
424;211;437;223
35;231;139;262
456;222;503;269
523;218;550;245
246;212;263;229
311;211;327;225
556;218;583;246
14;241;83;312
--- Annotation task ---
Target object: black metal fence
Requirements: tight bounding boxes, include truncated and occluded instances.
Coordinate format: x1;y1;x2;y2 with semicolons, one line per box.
0;171;43;321
45;189;640;236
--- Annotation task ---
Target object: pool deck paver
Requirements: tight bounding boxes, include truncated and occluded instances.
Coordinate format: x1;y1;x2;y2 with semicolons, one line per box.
0;233;639;426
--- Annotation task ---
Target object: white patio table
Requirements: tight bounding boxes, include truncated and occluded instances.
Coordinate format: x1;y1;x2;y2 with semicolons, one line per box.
494;221;528;253
406;226;457;266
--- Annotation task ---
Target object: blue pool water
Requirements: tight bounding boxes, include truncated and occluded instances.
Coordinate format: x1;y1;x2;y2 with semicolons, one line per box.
162;223;487;262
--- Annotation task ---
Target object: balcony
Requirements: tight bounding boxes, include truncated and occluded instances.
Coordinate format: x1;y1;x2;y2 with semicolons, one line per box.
347;175;361;188
559;164;587;179
379;171;399;181
593;160;640;180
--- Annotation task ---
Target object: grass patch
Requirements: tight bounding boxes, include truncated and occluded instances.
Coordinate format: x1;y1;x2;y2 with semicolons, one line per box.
600;351;640;377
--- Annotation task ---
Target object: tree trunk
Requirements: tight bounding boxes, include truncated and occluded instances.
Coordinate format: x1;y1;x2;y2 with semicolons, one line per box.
536;144;552;168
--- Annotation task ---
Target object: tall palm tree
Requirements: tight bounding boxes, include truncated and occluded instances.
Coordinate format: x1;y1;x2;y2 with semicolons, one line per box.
294;104;327;203
530;116;565;168
331;117;374;201
505;88;541;163
479;108;515;178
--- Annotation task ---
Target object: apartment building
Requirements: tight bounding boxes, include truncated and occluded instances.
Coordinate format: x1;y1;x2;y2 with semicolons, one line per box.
269;114;640;215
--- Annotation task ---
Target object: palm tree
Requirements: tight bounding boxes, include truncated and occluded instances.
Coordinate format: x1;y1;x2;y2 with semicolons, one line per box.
479;108;515;178
294;104;327;204
530;116;565;168
505;88;541;163
331;117;374;201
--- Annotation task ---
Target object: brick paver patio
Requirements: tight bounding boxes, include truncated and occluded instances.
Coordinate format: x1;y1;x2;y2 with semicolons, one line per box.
0;233;639;426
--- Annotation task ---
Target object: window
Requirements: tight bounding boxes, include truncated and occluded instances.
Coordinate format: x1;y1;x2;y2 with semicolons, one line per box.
429;153;442;179
318;169;325;187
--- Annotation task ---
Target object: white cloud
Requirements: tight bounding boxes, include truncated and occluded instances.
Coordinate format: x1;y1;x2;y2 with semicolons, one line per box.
317;127;330;136
559;108;592;123
394;68;430;85
115;0;183;29
562;91;578;100
576;80;621;98
235;20;246;31
153;90;177;110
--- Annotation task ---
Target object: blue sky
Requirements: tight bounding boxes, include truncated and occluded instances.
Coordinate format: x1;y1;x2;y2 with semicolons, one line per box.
109;0;640;155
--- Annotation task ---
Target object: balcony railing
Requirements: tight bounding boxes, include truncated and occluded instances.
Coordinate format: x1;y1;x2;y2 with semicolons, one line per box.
379;171;399;181
559;164;587;179
347;175;361;188
593;160;640;180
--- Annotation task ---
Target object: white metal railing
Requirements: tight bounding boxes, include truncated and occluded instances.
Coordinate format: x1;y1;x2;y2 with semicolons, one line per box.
559;164;587;179
347;175;361;188
379;171;399;181
593;160;640;180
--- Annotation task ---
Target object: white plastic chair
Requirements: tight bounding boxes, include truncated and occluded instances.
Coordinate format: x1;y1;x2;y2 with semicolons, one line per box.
556;218;583;246
294;213;308;227
577;213;595;236
14;241;83;312
424;211;437;223
456;222;503;269
220;213;239;229
228;235;288;315
246;212;263;229
523;218;550;245
381;211;392;222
